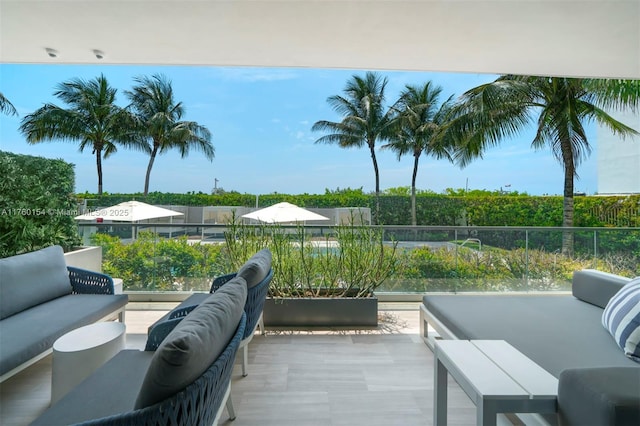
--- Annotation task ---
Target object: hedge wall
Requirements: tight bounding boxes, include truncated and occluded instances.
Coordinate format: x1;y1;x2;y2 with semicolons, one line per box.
0;151;81;257
77;192;640;228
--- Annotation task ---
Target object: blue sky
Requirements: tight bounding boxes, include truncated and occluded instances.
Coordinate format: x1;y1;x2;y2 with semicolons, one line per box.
0;64;599;196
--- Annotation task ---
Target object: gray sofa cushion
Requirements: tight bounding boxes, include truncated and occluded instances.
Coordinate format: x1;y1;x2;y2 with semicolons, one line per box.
558;367;640;426
237;248;272;288
32;350;153;425
422;294;639;377
0;245;72;320
135;276;248;409
0;293;128;376
573;269;630;308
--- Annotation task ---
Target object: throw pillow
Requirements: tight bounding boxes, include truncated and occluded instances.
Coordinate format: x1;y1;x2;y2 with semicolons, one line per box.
237;248;272;288
602;277;640;362
134;276;247;409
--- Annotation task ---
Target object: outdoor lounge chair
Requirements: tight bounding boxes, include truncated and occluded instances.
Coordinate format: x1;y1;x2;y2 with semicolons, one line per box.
147;249;273;377
33;279;248;426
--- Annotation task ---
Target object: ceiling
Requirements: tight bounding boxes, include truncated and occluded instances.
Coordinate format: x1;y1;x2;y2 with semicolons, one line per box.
1;0;639;79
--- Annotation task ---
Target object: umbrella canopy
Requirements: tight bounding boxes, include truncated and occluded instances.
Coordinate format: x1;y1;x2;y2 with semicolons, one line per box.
75;201;184;222
241;202;329;223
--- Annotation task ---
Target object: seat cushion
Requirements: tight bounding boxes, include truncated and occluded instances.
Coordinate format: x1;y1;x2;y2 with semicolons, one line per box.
602;277;640;361
422;294;639;377
0;245;72;319
32;350;154;425
134;276;247;409
0;293;128;376
237;248;272;288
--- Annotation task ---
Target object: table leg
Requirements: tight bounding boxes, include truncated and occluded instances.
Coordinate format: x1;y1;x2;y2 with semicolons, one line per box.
434;357;448;426
477;399;498;426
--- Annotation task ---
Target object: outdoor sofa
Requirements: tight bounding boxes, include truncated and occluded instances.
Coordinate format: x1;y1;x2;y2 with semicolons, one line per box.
420;269;640;425
0;245;128;382
32;276;248;425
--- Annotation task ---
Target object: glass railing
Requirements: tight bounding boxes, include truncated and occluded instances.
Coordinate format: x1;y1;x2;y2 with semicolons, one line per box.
76;223;639;296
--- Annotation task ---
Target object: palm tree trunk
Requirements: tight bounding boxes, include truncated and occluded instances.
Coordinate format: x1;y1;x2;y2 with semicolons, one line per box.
144;146;159;196
96;150;103;195
561;141;575;257
411;154;419;226
369;142;380;225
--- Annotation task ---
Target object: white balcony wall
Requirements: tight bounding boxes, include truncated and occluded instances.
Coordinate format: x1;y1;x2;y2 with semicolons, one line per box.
597;109;640;195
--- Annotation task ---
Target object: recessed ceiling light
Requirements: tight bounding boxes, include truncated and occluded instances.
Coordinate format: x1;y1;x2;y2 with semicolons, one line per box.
93;50;104;60
45;48;58;58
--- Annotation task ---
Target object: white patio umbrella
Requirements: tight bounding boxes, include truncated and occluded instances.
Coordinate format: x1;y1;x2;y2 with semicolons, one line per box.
241;202;329;223
75;201;184;222
75;201;184;240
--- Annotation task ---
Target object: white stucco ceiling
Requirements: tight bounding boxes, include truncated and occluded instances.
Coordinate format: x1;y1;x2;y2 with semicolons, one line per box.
1;0;639;79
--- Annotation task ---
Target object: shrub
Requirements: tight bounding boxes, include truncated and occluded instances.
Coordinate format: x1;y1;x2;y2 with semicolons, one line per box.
0;151;80;257
222;221;399;298
382;244;624;293
91;232;225;291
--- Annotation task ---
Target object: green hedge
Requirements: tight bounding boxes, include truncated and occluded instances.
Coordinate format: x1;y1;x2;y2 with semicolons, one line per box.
0;151;81;257
78;191;640;229
76;188;371;211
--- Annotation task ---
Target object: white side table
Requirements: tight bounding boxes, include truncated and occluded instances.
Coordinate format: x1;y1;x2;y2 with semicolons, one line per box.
51;322;126;404
434;340;558;426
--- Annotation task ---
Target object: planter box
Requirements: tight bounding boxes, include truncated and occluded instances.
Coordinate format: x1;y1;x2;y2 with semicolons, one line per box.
263;296;378;327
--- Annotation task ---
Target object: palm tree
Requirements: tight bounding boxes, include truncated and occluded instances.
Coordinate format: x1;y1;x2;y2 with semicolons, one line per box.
1;92;18;116
383;82;455;226
448;76;639;255
126;74;214;196
312;72;395;223
19;75;143;195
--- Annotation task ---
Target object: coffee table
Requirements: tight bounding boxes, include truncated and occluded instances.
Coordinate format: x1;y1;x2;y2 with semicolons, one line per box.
51;321;126;404
434;340;558;426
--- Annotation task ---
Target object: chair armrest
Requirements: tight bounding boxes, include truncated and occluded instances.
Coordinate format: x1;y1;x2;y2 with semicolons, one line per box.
145;317;184;351
67;266;114;295
243;268;273;338
168;304;198;320
209;272;237;293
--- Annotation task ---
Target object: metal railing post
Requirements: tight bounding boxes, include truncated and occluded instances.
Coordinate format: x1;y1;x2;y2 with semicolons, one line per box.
525;230;529;291
593;230;598;269
454;229;458;293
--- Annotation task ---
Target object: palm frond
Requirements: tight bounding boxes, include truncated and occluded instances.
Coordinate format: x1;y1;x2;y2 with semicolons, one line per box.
0;92;18;116
585;79;640;112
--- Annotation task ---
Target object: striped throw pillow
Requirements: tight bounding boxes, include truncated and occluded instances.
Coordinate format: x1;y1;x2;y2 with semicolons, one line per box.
602;277;640;362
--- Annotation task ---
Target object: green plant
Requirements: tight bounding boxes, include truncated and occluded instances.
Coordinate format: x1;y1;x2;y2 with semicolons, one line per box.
384;242;638;293
0;151;81;257
91;232;225;291
222;220;399;298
